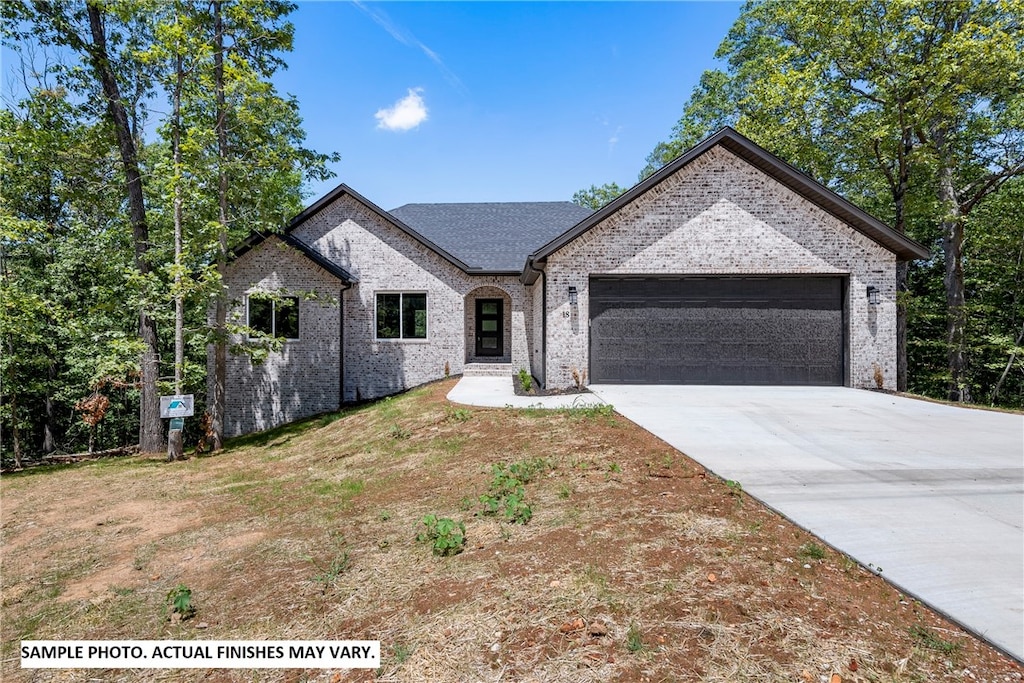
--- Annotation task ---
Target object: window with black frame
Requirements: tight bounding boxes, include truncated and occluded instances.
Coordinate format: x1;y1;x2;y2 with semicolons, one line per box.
376;292;426;339
247;294;300;339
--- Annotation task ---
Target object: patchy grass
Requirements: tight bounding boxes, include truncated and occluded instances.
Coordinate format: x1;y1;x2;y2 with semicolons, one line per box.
1;378;1020;682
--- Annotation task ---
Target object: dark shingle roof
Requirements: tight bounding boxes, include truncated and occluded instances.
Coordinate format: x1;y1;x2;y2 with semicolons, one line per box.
389;202;593;271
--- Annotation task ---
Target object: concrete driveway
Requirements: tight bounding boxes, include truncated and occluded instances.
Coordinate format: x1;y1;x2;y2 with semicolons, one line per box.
587;384;1024;661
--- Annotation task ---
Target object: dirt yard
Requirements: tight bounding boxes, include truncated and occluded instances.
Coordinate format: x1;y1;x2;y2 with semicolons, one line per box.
2;379;1021;682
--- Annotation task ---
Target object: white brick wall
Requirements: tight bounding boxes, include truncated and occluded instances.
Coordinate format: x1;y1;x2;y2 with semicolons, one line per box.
213;236;346;437
214;193;532;436
541;146;897;391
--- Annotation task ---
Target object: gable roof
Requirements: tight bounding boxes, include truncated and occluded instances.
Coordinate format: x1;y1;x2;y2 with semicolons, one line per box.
232;230;357;284
390;202;593;272
523;127;930;282
234;182;478;275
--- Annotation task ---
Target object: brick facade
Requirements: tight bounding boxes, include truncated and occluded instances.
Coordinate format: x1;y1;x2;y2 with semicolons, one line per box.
213;236;346;437
540;146;897;391
215;194;531;436
215;141;908;437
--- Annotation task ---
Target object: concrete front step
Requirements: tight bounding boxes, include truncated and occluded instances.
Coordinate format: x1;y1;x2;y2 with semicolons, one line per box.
462;362;514;378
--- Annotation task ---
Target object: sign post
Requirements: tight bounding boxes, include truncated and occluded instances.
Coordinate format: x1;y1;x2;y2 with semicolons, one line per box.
161;395;194;462
160;395;194;421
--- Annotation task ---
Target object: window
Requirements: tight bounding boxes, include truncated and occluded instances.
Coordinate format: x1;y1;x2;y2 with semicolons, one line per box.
376;292;427;340
247;295;299;339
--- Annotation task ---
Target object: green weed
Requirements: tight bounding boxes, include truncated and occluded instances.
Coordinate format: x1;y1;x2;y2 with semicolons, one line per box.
443;406;472;423
798;541;826;561
909;624;962;656
626;622;644;653
388;424;411;440
311;552;351;590
166;584;195;620
393;642;414;665
416;515;466;557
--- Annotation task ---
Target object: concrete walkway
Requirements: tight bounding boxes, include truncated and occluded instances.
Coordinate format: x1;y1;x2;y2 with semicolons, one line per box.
446;376;607;409
587;384;1024;662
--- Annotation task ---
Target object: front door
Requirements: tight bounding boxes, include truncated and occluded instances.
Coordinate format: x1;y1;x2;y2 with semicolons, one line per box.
475;299;504;357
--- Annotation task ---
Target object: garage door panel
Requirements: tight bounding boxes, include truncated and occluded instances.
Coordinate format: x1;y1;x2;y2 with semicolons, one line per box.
590;276;844;385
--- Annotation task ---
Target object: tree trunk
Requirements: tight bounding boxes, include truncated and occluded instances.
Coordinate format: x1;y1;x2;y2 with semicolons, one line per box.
11;392;22;469
210;0;228;451
168;42;185;463
896;261;909;392
43;361;56;453
85;2;162;451
935;143;969;402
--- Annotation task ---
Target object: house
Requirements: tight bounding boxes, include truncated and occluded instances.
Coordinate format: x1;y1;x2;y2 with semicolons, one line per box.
213;127;929;437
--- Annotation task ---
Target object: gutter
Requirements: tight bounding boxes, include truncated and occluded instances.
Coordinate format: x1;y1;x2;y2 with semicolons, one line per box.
339;280;352;409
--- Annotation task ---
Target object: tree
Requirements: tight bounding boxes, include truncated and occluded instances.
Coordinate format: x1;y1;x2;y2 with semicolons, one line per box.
572;182;626;210
646;0;1024;403
4;1;165;451
2;1;337;462
1;80;140;464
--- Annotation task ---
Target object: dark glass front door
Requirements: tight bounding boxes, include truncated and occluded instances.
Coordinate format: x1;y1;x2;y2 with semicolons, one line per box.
475;299;503;357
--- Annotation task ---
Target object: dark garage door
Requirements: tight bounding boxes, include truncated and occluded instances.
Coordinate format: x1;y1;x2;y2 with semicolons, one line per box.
589;276;844;385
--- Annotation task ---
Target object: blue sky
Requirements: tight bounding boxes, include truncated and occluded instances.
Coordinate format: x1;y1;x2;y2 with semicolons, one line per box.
278;2;742;208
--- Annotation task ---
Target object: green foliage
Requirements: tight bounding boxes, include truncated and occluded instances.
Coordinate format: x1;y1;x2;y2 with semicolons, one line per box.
388;424;411;440
572;182;626;210
517;368;533;393
625;622;644;653
558;402;616;421
0;0;338;461
478;459;551;524
443;406;472;423
416;515;466;557
909;624;962;656
798;542;826;561
392;643;414;665
166;584;195;619
646;0;1024;406
310;552;351;589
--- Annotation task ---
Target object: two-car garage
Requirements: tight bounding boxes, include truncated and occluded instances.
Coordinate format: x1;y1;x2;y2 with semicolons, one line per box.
588;276;845;385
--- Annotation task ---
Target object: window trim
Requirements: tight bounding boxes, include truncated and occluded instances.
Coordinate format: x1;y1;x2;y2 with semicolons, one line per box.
374;290;428;341
246;293;300;341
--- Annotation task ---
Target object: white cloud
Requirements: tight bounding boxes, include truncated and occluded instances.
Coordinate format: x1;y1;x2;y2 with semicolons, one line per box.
375;88;428;132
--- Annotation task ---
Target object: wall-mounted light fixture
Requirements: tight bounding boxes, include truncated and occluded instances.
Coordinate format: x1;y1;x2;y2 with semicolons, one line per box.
866;286;880;305
568;286;578;306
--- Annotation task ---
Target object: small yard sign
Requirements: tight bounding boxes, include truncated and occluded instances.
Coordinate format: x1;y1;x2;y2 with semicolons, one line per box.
160;394;194;418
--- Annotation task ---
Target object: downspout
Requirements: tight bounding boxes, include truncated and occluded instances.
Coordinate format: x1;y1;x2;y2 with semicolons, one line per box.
522;257;546;387
339;281;352;408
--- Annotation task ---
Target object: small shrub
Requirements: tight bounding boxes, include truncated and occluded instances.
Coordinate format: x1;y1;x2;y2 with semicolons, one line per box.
416;514;466;557
166;584;195;620
517;368;533;392
478;460;549;524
